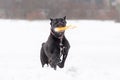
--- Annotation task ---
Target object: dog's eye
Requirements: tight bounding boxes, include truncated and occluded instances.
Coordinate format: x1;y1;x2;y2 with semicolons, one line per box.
54;20;58;24
61;19;66;22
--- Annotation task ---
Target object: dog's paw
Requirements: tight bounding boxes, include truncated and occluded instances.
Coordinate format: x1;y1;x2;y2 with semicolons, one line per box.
58;62;64;68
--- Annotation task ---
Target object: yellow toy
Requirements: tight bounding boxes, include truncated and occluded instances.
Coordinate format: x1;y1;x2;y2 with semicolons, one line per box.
54;25;76;32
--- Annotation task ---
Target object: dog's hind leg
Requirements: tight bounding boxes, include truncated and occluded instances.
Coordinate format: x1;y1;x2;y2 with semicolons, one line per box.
40;43;48;67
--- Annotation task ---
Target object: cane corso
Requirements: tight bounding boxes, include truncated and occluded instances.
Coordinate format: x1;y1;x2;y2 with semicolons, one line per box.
40;16;70;70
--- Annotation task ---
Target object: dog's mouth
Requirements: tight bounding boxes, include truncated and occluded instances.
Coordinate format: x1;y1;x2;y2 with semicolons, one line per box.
54;26;66;32
54;25;77;32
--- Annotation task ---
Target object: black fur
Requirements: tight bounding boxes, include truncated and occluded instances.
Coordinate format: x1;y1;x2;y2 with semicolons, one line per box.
40;16;70;70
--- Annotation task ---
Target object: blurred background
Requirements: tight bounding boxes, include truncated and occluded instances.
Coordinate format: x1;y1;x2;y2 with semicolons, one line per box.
0;0;120;21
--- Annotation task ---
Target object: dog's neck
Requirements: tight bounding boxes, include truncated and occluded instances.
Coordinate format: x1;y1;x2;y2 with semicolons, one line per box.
50;29;64;40
50;30;64;49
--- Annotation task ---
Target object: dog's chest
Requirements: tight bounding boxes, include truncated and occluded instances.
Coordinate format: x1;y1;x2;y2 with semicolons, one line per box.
59;39;66;56
59;39;63;47
49;36;65;54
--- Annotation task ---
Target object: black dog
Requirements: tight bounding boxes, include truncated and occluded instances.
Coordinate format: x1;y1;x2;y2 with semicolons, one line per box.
40;16;70;70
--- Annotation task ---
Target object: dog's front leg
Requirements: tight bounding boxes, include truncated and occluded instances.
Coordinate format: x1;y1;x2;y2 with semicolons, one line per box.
58;37;70;68
48;50;61;70
58;47;69;68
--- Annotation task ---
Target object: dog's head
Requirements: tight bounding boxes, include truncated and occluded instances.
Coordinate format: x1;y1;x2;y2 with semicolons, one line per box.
50;16;67;38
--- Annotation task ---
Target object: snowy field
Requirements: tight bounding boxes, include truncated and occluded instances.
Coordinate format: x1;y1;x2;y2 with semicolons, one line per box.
0;19;120;80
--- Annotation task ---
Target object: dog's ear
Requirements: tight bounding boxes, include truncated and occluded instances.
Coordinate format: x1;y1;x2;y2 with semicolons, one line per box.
50;18;53;26
63;16;66;20
50;18;53;21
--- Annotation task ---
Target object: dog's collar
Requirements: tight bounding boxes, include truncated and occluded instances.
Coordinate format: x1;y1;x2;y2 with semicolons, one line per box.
50;30;64;40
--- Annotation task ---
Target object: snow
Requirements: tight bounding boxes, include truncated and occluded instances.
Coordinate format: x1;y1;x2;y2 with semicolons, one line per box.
0;19;120;80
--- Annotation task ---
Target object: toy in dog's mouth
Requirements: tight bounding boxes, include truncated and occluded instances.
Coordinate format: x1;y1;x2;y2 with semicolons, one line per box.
54;25;76;32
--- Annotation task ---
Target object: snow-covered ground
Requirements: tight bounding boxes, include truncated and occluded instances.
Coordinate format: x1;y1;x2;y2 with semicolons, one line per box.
0;19;120;80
